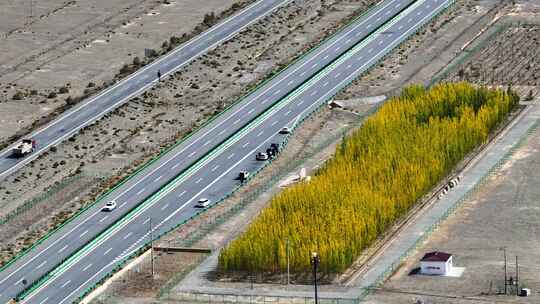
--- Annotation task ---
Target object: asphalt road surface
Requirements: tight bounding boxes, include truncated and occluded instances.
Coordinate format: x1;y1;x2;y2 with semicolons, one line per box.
0;0;292;181
14;0;453;302
0;0;419;302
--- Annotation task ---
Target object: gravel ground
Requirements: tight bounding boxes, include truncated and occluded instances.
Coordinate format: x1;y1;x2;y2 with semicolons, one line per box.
0;0;249;144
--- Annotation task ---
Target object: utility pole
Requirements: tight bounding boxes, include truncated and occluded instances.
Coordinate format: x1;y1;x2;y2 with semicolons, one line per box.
310;252;320;304
503;247;507;295
515;255;519;296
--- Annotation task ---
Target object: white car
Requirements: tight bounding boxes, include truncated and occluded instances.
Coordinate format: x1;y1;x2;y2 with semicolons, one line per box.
102;200;117;212
256;152;269;161
196;198;210;208
279;127;291;134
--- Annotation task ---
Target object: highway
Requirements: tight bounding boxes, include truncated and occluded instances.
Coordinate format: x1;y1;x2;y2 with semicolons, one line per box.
0;0;292;181
11;0;453;302
0;0;419;302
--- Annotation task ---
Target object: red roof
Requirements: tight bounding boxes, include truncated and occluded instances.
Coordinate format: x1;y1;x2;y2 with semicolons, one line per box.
421;251;452;262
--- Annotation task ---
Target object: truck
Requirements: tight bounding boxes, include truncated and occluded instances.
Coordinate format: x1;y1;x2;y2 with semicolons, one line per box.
13;139;36;157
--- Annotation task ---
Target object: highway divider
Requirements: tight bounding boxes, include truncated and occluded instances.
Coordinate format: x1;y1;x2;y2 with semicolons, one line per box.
17;0;440;301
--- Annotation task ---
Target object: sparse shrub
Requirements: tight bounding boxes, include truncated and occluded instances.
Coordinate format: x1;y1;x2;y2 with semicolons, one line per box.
133;56;141;66
12;91;24;100
50;146;57;153
59;86;69;94
203;12;216;26
30;89;38;96
47;92;57;99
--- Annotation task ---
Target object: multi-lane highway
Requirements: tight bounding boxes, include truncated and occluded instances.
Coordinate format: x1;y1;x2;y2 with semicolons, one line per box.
0;0;292;181
0;0;420;302
8;0;453;302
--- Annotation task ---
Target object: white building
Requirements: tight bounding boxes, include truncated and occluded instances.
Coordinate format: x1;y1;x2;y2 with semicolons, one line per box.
420;251;453;276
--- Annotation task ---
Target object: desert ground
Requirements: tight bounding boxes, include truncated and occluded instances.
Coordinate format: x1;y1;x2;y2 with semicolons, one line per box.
2;0;540;302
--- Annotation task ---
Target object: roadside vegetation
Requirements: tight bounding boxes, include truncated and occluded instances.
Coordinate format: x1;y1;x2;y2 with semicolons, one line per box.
218;82;519;276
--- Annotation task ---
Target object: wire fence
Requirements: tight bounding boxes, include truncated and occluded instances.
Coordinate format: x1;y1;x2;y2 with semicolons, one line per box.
0;173;87;227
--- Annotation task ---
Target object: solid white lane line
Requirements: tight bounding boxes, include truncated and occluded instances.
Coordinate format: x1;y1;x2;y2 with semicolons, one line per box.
79;230;89;239
36;261;47;270
136;188;145;196
104;248;112;255
61;280;71;288
99;215;109;223
58;245;68;253
82;264;93;272
38;297;48;304
123;232;133;240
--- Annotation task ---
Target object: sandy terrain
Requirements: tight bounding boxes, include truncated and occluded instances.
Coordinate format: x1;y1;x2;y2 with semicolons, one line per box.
0;0;381;268
0;0;248;145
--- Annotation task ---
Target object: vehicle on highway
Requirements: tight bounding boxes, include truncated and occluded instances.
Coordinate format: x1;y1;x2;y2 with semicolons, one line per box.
102;200;117;212
196;198;210;208
239;170;250;182
279;127;291;134
12;139;36;157
256;152;269;161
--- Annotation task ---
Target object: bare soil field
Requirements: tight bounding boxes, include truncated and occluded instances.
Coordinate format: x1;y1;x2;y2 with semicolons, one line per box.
0;0;251;144
363;122;540;304
0;0;381;268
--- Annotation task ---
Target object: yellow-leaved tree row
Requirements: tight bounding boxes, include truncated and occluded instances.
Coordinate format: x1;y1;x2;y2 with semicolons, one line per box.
218;82;519;275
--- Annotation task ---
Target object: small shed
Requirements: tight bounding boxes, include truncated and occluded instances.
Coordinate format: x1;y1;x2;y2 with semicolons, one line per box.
420;251;453;276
